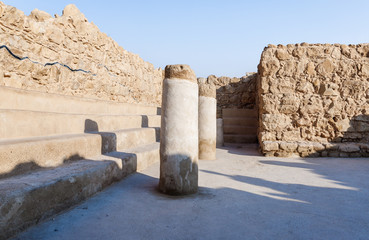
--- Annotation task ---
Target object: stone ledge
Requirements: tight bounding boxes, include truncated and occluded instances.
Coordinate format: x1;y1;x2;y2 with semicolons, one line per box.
261;141;369;158
0;143;160;239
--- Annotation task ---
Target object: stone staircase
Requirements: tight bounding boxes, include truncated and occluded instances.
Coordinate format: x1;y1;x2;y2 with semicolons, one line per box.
222;108;258;146
0;86;161;239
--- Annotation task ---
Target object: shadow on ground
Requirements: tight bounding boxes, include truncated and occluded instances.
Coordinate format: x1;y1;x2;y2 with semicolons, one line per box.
15;147;369;240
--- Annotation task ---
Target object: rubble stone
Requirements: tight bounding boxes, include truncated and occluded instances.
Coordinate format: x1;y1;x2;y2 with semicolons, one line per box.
258;43;369;157
0;2;163;106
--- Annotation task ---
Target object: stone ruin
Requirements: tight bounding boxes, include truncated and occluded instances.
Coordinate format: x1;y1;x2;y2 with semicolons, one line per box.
0;2;368;239
258;43;369;157
0;2;163;105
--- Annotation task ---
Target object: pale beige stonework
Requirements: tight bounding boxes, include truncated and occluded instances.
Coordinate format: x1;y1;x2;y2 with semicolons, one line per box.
258;43;369;157
0;2;163;106
159;65;198;195
198;79;216;160
206;73;257;118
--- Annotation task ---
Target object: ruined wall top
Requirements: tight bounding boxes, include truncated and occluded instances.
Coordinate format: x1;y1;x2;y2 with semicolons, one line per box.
0;2;163;106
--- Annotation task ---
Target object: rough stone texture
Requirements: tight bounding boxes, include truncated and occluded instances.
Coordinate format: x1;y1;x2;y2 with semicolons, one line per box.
0;142;160;240
165;64;196;83
0;2;163;106
258;43;369;157
207;73;257;118
198;77;216;98
159;65;198;195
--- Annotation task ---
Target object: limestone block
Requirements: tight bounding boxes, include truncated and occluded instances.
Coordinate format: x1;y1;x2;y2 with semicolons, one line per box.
316;59;335;76
313;142;325;151
354;121;369;132
258;58;280;77
46;26;64;45
262;114;292;131
282;130;301;141
262;141;279;151
339;143;360;153
331;47;341;59
297;142;315;153
279;142;298;152
275;49;291;60
29;9;52;22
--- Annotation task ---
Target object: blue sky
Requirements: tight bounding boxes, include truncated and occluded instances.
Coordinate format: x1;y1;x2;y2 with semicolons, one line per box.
4;0;369;77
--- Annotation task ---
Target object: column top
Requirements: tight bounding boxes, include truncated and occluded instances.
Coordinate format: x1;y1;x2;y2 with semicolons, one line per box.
165;64;196;83
198;82;216;98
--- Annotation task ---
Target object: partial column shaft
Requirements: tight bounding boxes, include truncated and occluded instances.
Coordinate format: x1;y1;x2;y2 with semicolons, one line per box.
198;78;216;160
159;64;198;195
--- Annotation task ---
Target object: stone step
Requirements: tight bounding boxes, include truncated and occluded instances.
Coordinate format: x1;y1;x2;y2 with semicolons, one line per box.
0;86;160;115
224;134;258;143
0;142;159;240
222;108;258;118
223;117;258;127
0;128;157;179
0;109;161;140
100;128;157;153
223;125;257;135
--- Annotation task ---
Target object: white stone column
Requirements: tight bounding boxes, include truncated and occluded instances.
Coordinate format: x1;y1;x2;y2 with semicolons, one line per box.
198;78;216;160
159;64;198;195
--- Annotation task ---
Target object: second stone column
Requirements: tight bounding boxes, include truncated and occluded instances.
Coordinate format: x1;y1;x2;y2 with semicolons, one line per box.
159;64;199;195
198;78;217;160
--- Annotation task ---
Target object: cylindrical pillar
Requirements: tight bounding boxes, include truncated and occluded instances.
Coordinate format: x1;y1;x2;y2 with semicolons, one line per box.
159;64;198;195
198;78;216;160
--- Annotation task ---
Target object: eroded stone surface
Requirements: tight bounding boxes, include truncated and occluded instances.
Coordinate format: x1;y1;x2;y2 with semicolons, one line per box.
258;43;369;157
206;73;257;118
160;65;198;195
198;80;216;98
0;2;163;106
164;64;196;83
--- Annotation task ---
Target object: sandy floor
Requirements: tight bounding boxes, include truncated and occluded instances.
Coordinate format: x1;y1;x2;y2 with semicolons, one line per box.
14;145;369;240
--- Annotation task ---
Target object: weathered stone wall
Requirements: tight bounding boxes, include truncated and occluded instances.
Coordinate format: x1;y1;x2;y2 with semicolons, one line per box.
206;73;257;118
0;2;163;106
258;43;369;157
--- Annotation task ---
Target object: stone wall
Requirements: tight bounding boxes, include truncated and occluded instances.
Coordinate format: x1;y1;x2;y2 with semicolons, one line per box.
0;2;163;106
258;43;369;157
206;73;257;118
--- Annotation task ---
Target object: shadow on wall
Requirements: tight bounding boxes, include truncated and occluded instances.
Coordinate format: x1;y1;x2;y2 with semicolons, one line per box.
0;153;84;180
140;115;160;142
84;119;99;132
214;75;256;118
0;117;149;180
0;118;148;239
308;114;369;157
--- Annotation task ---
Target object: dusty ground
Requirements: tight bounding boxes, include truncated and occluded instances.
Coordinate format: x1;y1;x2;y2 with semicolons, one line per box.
14;145;369;240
